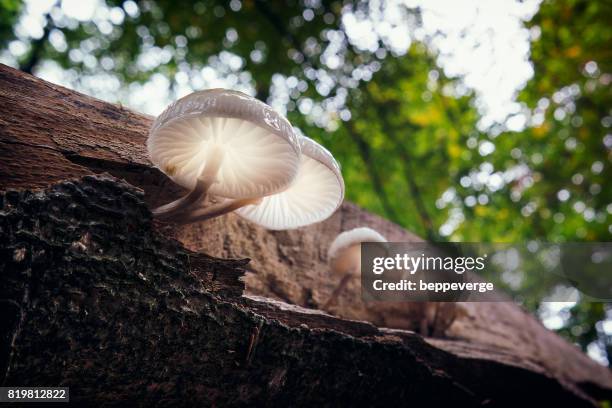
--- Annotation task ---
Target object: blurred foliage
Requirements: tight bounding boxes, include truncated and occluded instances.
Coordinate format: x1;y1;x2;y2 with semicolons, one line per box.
45;0;348;96
0;0;21;42
291;45;480;242
516;0;611;357
0;0;610;363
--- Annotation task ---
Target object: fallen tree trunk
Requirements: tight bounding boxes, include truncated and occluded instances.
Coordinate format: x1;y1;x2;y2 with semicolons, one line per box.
0;175;601;406
0;63;611;405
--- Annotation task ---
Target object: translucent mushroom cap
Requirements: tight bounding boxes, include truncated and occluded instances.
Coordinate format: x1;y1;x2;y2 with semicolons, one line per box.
235;136;344;230
148;89;301;199
328;227;387;276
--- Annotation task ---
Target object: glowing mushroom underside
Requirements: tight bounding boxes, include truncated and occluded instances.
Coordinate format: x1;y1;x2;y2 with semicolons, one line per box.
147;89;301;200
236;136;345;230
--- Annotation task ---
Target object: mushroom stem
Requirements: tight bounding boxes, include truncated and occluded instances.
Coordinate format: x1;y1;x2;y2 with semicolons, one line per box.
322;273;353;309
152;146;225;219
178;197;262;225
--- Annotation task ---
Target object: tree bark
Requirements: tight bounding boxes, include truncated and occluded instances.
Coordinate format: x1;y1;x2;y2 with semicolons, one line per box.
1;63;611;405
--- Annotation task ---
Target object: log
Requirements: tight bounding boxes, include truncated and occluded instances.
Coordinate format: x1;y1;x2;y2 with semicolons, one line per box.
1;63;611;405
0;174;601;406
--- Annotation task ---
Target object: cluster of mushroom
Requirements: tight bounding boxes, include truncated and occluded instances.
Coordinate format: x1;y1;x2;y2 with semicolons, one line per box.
148;89;386;310
147;89;344;230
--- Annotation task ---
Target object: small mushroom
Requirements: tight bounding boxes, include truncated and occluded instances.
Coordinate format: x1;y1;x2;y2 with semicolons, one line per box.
324;227;387;309
147;89;301;222
231;136;344;229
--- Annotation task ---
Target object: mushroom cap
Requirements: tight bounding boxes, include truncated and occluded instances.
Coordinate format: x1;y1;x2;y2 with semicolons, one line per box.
235;136;344;230
328;227;387;264
148;89;301;199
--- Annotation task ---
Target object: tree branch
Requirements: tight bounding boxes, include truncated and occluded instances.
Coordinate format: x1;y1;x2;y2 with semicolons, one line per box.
253;0;320;71
369;93;439;241
344;119;401;222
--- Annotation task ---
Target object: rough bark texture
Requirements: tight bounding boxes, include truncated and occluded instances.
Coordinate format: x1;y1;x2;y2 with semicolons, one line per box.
1;63;611;405
0;175;602;407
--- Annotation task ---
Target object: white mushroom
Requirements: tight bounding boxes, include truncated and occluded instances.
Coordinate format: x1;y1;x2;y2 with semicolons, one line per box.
231;136;344;229
147;89;301;222
324;227;387;308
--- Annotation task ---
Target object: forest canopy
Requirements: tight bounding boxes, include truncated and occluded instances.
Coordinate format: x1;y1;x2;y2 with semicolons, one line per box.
0;0;610;365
